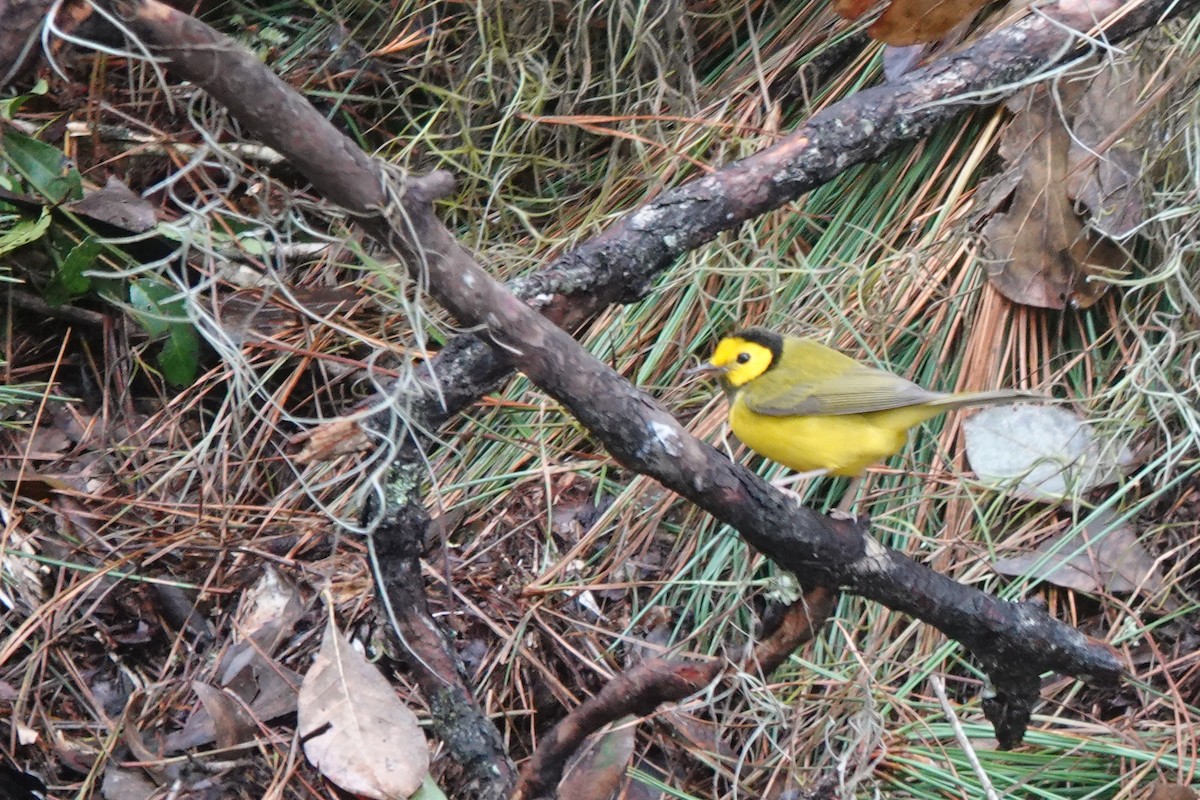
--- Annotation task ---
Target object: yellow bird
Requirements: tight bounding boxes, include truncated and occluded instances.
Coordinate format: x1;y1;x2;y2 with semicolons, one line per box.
700;327;1032;477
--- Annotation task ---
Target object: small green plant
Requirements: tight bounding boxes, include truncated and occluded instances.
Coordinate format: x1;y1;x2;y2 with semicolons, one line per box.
128;277;201;387
0;86;199;386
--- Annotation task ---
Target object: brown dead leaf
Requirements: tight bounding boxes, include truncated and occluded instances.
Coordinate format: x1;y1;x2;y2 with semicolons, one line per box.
1141;781;1199;800
220;566;305;679
833;0;990;45
832;0;873;20
165;571;304;753
879;8;982;82
298;617;429;799
557;716;638;800
165;658;302;752
192;682;257;749
236;659;303;721
980;85;1128;309
661;708;738;766
101;765;159;800
1066;63;1147;238
292;418;373;465
23;425;72;456
217;286;361;344
0;470;79;501
550;497;610;540
70;176;158;233
992;509;1167;599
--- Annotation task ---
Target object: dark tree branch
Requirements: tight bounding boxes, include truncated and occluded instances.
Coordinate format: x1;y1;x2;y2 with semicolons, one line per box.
755;587;840;676
512;658;723;800
95;0;1185;781
368;479;519;799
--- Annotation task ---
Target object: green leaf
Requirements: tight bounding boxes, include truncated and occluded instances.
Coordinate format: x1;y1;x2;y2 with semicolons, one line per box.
410;774;450;800
1;129;83;204
128;277;199;386
129;277;184;336
158;326;200;386
0;208;52;256
44;236;101;305
0;78;48;119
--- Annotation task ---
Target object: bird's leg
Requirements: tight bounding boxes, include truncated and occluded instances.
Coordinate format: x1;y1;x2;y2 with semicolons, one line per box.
831;477;864;519
770;469;829;490
767;469;830;507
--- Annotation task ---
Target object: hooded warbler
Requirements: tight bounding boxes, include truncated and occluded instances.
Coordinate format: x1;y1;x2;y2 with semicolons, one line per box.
699;327;1033;477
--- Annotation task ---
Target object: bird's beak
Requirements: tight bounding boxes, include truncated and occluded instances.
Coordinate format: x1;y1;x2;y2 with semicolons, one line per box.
684;362;724;379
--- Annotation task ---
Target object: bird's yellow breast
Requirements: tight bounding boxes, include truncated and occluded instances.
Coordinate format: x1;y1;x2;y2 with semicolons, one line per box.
728;398;933;477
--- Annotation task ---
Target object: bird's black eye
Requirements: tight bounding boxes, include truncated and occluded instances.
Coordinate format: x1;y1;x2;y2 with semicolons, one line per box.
736;351;751;364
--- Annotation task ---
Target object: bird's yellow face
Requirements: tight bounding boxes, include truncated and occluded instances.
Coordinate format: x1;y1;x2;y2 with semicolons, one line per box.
707;334;777;388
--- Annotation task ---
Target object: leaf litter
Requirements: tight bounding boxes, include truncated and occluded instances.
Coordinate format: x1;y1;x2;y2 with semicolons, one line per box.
165;567;306;752
991;508;1168;601
297;615;430;799
977;80;1129;309
833;0;991;45
2;4;1199;799
964;404;1133;501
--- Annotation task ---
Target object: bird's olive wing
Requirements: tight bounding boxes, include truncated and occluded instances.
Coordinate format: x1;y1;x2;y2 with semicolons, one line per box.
743;364;944;416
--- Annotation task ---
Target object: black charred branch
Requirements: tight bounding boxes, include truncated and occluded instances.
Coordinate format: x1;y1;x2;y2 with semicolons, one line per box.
368;484;518;800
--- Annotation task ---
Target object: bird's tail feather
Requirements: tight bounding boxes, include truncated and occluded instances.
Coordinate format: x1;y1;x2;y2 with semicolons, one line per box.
928;389;1038;411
